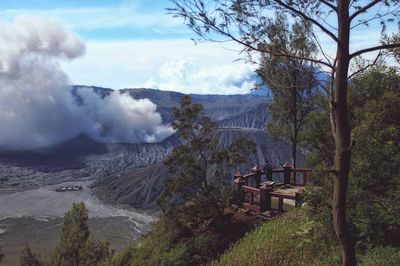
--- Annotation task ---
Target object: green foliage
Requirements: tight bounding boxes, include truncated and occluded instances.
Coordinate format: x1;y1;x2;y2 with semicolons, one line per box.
0;245;3;263
126;218;201;266
107;246;134;266
258;13;319;168
160;95;254;238
301;91;336;238
169;1;400;263
20;244;43;266
125;214;253;266
113;96;256;266
49;202;111;266
302;93;335;168
347;66;400;247
159;241;190;266
305;66;400;248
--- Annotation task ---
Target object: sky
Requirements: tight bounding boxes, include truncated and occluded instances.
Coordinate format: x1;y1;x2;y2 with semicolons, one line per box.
0;0;257;94
0;0;398;149
0;0;398;94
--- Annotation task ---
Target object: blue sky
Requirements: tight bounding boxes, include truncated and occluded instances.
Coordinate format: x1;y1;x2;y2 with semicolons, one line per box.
0;0;193;40
0;0;256;93
0;0;398;93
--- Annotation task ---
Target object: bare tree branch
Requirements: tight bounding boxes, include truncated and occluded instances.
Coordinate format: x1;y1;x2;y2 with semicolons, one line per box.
273;0;339;42
350;0;382;22
347;52;382;80
320;0;337;12
350;43;400;58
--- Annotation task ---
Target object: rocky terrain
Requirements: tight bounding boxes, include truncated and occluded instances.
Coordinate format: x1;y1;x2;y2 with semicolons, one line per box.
0;133;179;190
93;127;298;209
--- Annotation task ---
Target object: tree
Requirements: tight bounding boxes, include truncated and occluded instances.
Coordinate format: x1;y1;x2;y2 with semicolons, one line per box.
306;65;400;248
0;246;3;263
257;13;319;169
160;95;254;236
347;66;400;246
49;202;111;266
168;1;400;265
20;244;42;266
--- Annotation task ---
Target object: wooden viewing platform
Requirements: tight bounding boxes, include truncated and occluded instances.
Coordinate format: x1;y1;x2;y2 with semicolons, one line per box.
234;164;312;215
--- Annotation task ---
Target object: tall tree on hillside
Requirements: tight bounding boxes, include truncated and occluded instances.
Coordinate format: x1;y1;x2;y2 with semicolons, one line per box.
168;1;400;264
20;244;43;266
49;202;111;266
160;95;254;236
257;13;319;169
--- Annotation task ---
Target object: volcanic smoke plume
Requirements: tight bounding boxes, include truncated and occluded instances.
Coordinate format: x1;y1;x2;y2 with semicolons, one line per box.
0;16;172;150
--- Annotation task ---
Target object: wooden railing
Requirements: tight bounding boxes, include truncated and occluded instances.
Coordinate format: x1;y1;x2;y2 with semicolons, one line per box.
235;165;313;187
234;164;312;214
240;185;273;213
270;191;303;213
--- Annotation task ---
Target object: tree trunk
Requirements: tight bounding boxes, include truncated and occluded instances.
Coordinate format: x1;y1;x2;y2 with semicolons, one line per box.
291;138;297;184
291;139;297;169
292;71;298;170
333;1;356;265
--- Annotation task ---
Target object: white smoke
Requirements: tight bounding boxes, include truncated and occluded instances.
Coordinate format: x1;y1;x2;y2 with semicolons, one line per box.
0;16;172;150
77;89;172;144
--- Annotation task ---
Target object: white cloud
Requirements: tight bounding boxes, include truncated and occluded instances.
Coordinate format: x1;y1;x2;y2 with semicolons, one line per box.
138;60;256;94
0;16;173;150
60;39;253;93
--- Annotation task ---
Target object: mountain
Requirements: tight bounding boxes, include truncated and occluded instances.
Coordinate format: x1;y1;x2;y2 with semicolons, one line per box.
121;88;269;126
0;87;299;210
0;133;180;188
92;128;301;209
218;103;268;129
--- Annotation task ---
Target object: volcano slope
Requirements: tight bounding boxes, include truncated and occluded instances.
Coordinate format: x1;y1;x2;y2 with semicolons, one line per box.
0;87;301;210
92;127;300;209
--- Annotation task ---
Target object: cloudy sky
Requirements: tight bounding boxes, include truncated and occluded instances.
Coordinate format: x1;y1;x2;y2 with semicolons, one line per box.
0;0;397;94
0;0;257;94
0;0;398;149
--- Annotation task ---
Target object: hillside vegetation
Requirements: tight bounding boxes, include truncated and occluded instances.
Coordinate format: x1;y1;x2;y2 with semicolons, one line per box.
215;209;400;266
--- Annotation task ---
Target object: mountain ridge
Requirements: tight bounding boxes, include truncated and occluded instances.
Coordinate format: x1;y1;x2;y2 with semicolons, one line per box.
0;87;297;210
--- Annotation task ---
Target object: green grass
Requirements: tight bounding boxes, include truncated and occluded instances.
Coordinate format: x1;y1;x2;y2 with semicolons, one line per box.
214;209;334;266
107;209;400;266
214;209;400;266
360;246;400;266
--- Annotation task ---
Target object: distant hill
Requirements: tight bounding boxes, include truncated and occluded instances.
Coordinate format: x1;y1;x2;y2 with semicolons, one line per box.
121;88;269;127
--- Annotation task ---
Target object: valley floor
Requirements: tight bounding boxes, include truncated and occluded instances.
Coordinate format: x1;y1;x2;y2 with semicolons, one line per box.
0;182;154;266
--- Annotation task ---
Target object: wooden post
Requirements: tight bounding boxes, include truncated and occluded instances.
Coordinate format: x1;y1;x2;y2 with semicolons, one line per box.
264;161;273;181
234;171;243;182
233;178;243;193
260;185;272;212
266;167;273;181
278;196;284;213
283;163;292;185
233;178;245;207
303;171;308;186
251;165;262;188
295;192;303;207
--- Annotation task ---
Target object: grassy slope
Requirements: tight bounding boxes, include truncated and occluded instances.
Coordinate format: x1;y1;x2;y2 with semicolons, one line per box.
214;209;400;266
